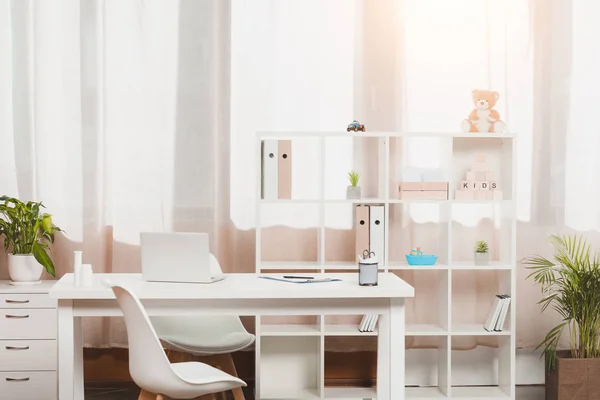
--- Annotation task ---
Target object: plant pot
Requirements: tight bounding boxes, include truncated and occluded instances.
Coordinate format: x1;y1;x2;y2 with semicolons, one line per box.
346;186;361;200
546;350;600;400
474;252;489;266
8;254;43;285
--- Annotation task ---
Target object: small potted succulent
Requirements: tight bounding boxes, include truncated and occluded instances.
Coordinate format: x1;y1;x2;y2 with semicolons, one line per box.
346;171;361;200
474;240;489;266
0;196;61;284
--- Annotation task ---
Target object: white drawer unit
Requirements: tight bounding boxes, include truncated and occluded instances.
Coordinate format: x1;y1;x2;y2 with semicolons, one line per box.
0;281;57;400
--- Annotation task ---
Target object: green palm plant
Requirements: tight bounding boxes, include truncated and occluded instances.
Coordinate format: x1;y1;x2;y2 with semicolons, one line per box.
523;235;600;370
0;196;61;277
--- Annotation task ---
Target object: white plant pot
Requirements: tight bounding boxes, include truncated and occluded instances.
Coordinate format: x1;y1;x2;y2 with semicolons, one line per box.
474;252;489;266
346;186;361;200
8;254;43;285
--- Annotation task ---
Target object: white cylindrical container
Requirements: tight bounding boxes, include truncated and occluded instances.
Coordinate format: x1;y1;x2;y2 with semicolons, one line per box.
73;251;83;287
81;264;93;287
359;257;379;286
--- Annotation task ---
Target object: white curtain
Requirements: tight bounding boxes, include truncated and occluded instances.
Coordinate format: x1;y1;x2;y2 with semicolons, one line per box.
0;0;231;346
3;0;600;351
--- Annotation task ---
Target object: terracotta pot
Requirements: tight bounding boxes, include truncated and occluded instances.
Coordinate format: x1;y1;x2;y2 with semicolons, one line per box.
545;350;600;400
8;254;43;285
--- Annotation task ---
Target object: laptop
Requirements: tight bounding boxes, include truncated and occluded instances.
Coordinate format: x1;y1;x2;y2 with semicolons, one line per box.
140;232;225;284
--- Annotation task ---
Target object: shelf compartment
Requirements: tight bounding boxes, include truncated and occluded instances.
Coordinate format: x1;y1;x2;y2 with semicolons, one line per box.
259;203;321;266
407;324;447;336
388;202;450;266
406;386;448;399
394;270;450;333
451;386;510;399
451;270;513;333
451;136;514;202
450;202;514;266
451;336;512;393
259;336;321;399
323;136;386;201
323;387;376;399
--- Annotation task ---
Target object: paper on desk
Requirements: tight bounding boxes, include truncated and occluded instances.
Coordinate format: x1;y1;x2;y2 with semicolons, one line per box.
259;276;342;284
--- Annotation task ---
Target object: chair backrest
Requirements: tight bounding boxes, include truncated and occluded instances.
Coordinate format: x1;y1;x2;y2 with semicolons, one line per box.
110;285;180;391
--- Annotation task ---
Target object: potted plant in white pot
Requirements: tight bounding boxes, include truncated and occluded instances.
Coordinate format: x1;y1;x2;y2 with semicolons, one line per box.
523;235;600;400
346;171;361;200
474;240;489;266
0;196;61;284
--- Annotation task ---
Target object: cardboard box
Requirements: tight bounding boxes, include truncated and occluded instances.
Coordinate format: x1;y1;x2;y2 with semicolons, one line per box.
399;182;448;200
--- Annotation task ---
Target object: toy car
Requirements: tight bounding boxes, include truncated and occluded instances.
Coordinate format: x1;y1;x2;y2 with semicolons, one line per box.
347;120;366;132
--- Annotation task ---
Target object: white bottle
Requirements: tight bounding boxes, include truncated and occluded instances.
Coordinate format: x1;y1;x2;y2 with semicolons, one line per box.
73;251;83;287
81;264;93;287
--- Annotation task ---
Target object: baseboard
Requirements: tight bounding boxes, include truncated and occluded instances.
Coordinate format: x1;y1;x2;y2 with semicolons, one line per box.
83;347;545;385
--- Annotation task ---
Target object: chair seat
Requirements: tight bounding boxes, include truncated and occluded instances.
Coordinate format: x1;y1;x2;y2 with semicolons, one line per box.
152;315;256;355
171;361;245;386
162;332;255;355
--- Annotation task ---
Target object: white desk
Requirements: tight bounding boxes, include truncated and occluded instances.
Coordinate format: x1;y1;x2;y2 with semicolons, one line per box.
49;273;414;400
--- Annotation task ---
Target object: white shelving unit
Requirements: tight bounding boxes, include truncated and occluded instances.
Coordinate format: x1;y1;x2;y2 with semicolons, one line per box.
255;131;516;399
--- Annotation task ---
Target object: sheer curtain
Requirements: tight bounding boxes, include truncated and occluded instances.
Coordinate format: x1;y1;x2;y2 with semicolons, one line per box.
0;0;231;347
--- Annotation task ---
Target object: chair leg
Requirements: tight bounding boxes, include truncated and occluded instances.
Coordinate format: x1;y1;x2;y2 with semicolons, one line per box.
217;354;245;400
138;389;157;400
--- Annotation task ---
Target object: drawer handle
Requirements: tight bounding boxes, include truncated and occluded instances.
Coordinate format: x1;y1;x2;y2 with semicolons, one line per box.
6;377;30;382
5;299;29;304
5;314;29;319
5;346;29;350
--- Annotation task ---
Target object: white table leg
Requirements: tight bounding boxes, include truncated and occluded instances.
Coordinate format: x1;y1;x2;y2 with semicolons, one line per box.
377;298;406;400
74;317;84;399
377;308;390;400
390;298;405;400
58;299;75;400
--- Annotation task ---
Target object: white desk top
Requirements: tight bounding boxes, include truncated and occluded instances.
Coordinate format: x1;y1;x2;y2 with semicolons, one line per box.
0;280;56;293
49;273;414;300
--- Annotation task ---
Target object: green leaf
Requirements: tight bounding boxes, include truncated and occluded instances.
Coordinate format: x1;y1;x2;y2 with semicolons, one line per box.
32;242;55;277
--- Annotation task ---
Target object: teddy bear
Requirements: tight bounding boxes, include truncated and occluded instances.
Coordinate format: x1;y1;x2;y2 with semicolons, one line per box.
461;89;506;133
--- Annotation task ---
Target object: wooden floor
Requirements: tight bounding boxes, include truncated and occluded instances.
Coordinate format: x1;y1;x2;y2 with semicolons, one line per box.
84;382;545;399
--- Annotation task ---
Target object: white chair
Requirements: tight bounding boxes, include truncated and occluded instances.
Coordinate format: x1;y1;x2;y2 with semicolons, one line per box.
151;254;255;400
109;283;246;400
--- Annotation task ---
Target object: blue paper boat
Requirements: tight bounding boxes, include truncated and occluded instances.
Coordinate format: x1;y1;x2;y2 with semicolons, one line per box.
405;254;438;266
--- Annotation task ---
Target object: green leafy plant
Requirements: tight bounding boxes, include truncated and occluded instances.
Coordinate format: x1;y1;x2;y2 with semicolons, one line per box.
0;196;62;277
474;240;489;253
348;171;360;187
523;235;600;370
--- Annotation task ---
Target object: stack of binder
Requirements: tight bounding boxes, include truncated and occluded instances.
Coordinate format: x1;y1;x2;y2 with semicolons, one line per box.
261;139;292;200
359;314;379;332
484;294;511;332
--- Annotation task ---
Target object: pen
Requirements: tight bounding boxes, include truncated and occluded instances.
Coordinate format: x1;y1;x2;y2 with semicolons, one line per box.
283;275;314;279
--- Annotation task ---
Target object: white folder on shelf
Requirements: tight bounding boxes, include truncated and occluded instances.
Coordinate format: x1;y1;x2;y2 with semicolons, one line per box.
368;314;379;332
484;295;504;332
494;295;511;332
359;315;369;332
369;205;385;264
261;139;278;200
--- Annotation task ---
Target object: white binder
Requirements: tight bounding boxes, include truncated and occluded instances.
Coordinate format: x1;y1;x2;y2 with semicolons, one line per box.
368;314;379;332
369;205;385;263
484;295;503;332
261;140;279;200
494;296;511;331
